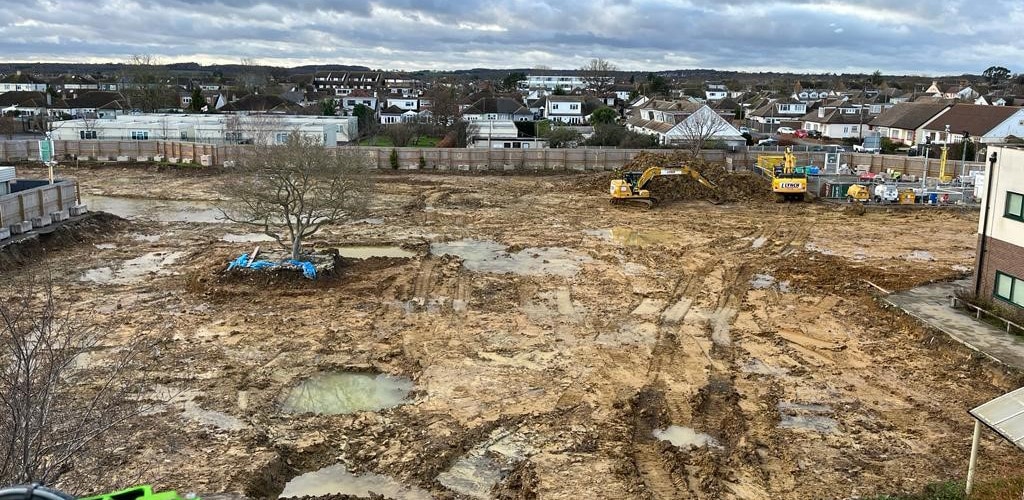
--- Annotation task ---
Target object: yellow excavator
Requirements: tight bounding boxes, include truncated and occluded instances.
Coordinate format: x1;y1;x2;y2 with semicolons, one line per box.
609;164;717;209
757;148;807;202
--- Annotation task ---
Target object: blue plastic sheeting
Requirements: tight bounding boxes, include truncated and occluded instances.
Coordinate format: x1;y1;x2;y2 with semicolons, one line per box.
227;253;250;270
284;259;317;279
226;253;317;279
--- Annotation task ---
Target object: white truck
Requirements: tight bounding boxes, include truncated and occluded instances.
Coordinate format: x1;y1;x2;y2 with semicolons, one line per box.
854;133;882;154
873;184;899;203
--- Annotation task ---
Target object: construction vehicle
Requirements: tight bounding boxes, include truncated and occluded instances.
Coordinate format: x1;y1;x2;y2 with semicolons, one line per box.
609;164;717;209
846;184;871;202
938;141;953;183
757;148;808;202
0;484;193;500
873;184;899;203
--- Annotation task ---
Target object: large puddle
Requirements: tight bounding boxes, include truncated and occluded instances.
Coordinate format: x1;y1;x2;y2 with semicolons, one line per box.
338;246;417;259
430;239;591;276
652;426;722;450
80;251;185;284
279;464;431;499
83;195;226;223
281;372;413;415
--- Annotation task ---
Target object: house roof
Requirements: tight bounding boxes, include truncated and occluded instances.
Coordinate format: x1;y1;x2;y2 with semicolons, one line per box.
380;105;404;115
0;73;45;85
637;99;702;113
922;103;1023;135
868;103;951;130
801;108;867;125
626;116;674;134
65;91;127;110
0;91;53;107
217;94;298;113
463;97;531;116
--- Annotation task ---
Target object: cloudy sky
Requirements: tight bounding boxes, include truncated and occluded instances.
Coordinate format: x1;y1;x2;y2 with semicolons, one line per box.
0;0;1020;75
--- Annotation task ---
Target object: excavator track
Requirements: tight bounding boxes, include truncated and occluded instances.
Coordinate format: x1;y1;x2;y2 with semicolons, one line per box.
611;197;656;210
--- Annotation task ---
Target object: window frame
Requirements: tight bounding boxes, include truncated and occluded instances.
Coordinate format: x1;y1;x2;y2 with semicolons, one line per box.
1005;191;1024;221
995;271;1024;308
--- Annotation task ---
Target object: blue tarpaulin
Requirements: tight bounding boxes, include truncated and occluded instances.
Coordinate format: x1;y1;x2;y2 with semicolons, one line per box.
226;253;318;279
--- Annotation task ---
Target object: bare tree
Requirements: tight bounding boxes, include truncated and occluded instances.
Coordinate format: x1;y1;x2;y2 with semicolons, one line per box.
383;123;417;147
220;133;375;259
122;54;174;112
672;105;731;155
579;58;617;94
237;57;268;93
0;114;19;139
0;274;154;487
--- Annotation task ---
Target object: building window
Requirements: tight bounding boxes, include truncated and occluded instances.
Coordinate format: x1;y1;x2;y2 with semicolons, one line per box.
225;131;243;143
995;271;1024;307
1006;191;1024;220
570;104;579;110
180;132;188;140
130;130;148;140
552;104;559;110
275;132;290;144
80;130;97;140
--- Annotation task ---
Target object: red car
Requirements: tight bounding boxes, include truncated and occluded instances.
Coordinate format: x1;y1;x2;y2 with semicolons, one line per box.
794;129;809;138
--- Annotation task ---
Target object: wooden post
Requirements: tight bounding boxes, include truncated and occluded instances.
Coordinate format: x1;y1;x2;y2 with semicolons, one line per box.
38;189;45;216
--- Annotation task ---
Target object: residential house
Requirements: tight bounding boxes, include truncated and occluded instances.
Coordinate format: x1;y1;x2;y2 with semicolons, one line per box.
383;73;421;98
867;103;952;145
48;74;100;99
975;95;1023;106
314;71;383;96
793;88;836;102
926;80;980;100
520;74;589;91
705;82;728;101
62;91;129;120
543;95;601;125
461;97;533;122
972;145;1024;311
746;97;808;132
385;97;419;112
627;102;744;148
466;120;547;149
0;72;47;94
610;84;634;102
379;105;417;124
0;91;58;118
339;89;378;113
919;104;1024;145
800;100;870;139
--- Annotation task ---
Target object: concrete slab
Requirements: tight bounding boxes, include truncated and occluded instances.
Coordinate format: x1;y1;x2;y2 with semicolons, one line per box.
885;279;1024;369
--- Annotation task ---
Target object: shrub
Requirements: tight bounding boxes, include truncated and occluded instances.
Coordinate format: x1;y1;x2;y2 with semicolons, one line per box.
389;148;399;169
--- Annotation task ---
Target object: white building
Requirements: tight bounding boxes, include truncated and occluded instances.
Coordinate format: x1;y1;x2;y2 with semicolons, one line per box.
974;146;1024;310
49;114;359;145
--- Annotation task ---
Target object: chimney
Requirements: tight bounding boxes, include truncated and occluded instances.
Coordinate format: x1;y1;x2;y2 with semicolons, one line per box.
818;107;825;118
15;70;20;76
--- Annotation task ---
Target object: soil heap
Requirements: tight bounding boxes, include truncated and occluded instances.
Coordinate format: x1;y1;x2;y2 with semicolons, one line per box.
621;151;772;202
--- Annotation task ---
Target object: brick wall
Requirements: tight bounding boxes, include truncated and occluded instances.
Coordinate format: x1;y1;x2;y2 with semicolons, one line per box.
974;235;1024;307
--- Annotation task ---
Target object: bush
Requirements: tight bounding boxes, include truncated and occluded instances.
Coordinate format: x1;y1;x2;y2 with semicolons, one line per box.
389;148;399;169
418;152;427;169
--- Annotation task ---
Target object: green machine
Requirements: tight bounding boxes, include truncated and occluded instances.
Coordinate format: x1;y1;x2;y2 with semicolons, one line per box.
0;485;196;500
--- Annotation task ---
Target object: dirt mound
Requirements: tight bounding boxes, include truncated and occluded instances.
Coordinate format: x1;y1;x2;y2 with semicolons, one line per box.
0;212;126;272
622;151;772;202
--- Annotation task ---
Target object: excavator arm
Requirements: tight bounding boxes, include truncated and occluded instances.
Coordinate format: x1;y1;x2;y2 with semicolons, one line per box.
634;165;717;190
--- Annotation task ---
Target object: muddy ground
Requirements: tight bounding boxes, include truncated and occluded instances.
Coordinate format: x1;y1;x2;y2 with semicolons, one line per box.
8;164;1024;499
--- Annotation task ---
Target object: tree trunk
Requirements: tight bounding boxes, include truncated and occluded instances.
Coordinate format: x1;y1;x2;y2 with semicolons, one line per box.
291;236;302;260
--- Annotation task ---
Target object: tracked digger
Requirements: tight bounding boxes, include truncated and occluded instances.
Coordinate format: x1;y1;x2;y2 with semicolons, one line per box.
609;165;718;209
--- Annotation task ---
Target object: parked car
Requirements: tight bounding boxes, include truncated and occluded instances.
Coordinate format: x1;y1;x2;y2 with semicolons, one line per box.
794;129;808;138
776;126;796;135
807;130;822;138
758;137;779;146
739;126;751;134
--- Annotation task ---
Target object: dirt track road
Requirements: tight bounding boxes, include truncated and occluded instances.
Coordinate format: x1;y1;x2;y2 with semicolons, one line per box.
8;165;1023;499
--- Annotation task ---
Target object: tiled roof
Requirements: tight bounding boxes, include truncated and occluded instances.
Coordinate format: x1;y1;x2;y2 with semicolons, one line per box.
868;103;951;130
922;103;1022;135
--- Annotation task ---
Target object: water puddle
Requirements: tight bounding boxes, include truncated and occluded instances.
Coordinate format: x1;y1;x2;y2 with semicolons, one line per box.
181;401;247;431
281;372;413;415
83;195;226;223
94;243;116;250
79;251;185;285
222;233;275;243
279;464;431;499
777;401;838;433
430;239;591;277
338;246;417;259
741;358;789;376
804;242;836;256
906;250;935;261
437;429;533;499
750;273;791;292
584;227;676;247
653;425;722;450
